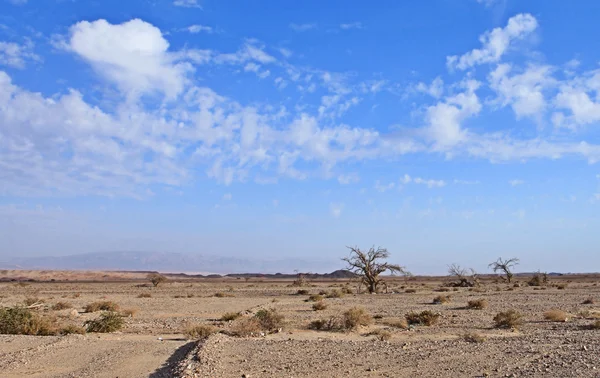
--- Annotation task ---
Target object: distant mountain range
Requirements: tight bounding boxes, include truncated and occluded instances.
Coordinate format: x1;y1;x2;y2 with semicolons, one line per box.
0;251;340;275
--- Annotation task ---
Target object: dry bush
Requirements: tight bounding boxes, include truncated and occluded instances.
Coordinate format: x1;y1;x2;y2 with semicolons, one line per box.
296;289;309;295
85;301;119;313
527;272;548;287
187;293;195;298
591;320;600;330
342;307;372;329
435;287;451;292
463;332;486;343
0;306;58;336
432;295;451;304
230;317;262;337
467;299;488;310
493;309;523;329
383;318;408;329
405;289;417;293
308;318;336;331
254;308;285;331
341;286;354;294
85;312;124;333
306;294;324;302
582;298;595;305
578;309;600;319
556;284;567;290
183;324;217;339
72;293;81;298
52;302;73;311
120;308;139;318
369;328;392;341
147;273;167;287
312;301;328;311
405;311;440;326
327;289;344;298
60;324;86;335
137;293;152;298
544;309;569;322
220;312;241;321
214;292;235;298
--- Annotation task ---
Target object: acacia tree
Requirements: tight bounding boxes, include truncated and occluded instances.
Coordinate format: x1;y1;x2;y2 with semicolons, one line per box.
447;263;480;287
342;246;408;294
147;273;167;287
488;257;519;283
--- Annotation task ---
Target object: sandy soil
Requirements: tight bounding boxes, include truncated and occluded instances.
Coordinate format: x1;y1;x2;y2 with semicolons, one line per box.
1;272;599;377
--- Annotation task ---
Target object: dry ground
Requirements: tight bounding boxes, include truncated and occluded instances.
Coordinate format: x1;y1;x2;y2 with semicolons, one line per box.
1;271;600;377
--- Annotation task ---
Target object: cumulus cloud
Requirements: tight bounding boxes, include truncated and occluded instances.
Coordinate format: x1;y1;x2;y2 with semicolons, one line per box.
447;13;538;70
0;40;40;68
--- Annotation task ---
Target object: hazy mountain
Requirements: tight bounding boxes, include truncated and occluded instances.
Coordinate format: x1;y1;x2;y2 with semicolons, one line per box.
0;251;339;274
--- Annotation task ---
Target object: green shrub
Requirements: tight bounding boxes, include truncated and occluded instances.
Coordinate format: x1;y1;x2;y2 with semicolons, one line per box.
85;312;124;333
0;306;58;336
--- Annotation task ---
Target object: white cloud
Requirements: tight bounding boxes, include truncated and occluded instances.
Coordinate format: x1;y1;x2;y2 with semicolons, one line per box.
338;173;360;185
447;13;538;70
509;179;524;186
279;48;292;58
186;24;213;34
0;40;40;69
222;193;232;200
68;19;191;100
553;71;600;128
329;202;344;218
340;22;363;30
173;0;201;8
374;180;395;192
401;174;446;188
290;23;317;32
416;76;444;98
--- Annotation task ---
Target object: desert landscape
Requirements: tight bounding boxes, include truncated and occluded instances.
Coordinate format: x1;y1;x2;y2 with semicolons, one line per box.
1;266;599;378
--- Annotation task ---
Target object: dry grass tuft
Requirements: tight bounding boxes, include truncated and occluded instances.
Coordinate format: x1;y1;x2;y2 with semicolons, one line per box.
52;302;73;311
230;317;262;337
369;328;392;341
84;301;119;313
220;312;242;321
137;293;152;298
60;324;86;335
462;332;486;343
591;320;600;330
405;289;417;293
23;298;45;307
296;289;309;295
254;308;285;331
544;309;569;322
327;289;345;298
383;318;408;329
493;309;523;329
467;299;488;310
432;295;451;304
306;294;324;302
582;298;595;305
556;284;567;290
120;308;139;318
312;301;328;311
342;307;372;330
405;311;440;326
85;312;124;333
183;324;217;339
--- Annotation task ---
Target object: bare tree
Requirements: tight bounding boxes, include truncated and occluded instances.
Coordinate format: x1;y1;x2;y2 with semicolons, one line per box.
342;246;408;294
488;257;519;283
447;264;480;287
147;273;167;287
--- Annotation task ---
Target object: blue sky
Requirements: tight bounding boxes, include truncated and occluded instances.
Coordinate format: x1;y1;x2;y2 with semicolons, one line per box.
1;0;600;274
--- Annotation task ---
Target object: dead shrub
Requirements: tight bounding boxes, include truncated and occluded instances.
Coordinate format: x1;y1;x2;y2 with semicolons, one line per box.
137;293;152;298
405;289;417;293
384;318;408;329
220;312;241;321
23;297;45;307
312;301;328;311
183;324;217;339
214;292;235;298
493;309;523;329
432;295;451;304
254;308;285;331
369;328;392;341
467;299;488;310
591;320;600;330
60;324;86;335
405;311;440;326
52;302;73;311
0;306;58;335
582;298;595;305
85;312;124;333
230;317;262;337
341;286;354;294
544;309;569;322
120;308;139;318
308;316;342;331
306;294;324;302
463;332;486;343
85;301;119;313
556;284;567;290
327;289;344;298
342;307;372;329
527;272;548;287
296;289;309;295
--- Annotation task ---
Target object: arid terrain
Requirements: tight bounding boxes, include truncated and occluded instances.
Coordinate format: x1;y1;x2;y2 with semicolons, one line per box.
1;270;599;377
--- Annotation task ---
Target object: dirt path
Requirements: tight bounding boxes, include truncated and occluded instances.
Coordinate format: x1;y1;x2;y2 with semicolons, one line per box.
0;334;191;378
